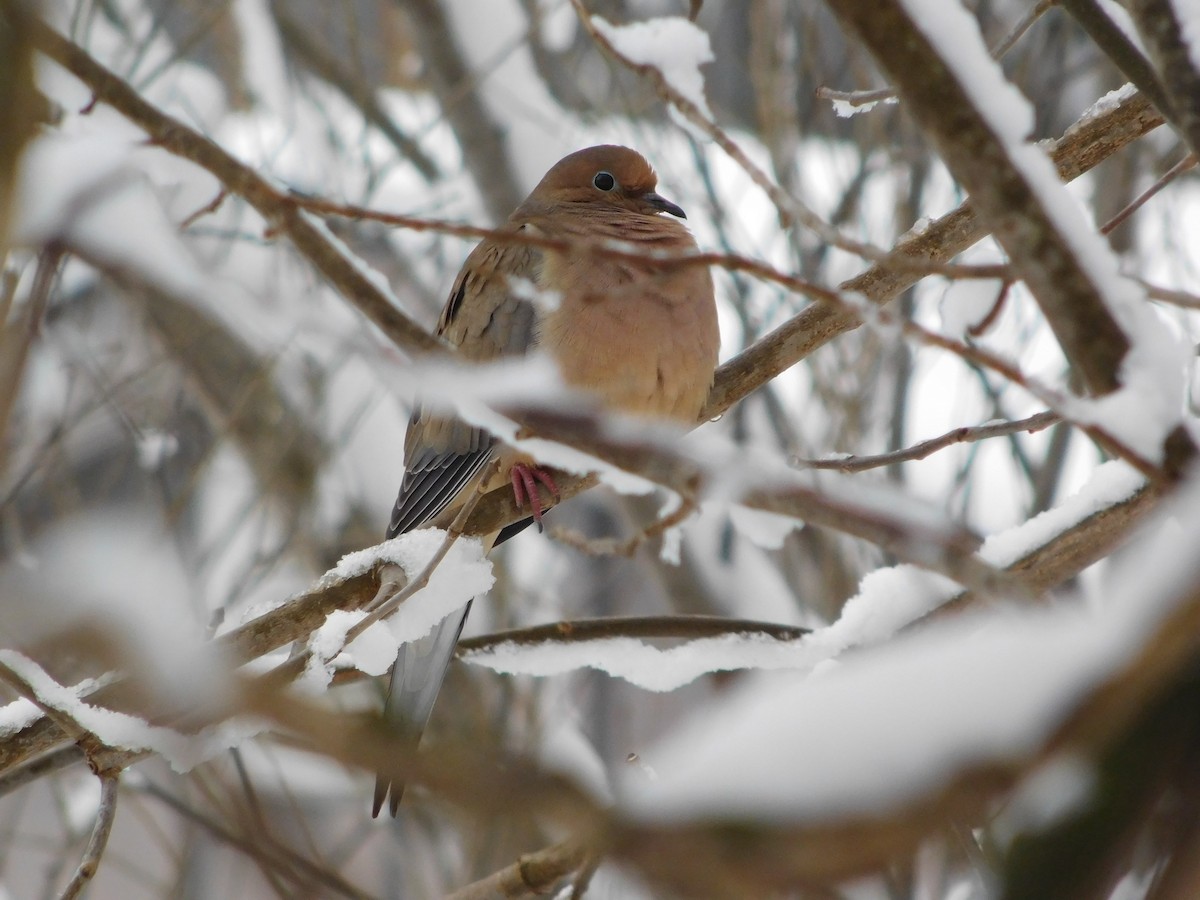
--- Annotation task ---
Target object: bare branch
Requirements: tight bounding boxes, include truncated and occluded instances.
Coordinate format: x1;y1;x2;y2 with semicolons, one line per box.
445;840;591;900
25;19;443;358
796;411;1061;473
58;773;120;900
1127;0;1200;157
457;615;808;654
703;88;1165;420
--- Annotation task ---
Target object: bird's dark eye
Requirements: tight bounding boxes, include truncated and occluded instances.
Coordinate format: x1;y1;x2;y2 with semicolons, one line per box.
593;171;616;192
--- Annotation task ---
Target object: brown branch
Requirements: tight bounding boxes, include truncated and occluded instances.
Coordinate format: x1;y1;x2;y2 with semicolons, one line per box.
59;772;120;900
573;0;883;258
1127;0;1200;158
135;780;374;900
25;19;443;358
1059;0;1177;121
0;247;60;479
702;87;1165;420
445;840;591;900
70;243;325;519
829;1;1133;396
796;411;1061;473
457;615;808;654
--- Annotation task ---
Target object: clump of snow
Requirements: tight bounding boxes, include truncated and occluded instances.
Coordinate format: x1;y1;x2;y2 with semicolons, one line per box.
0;697;43;737
0;650;268;773
466;563;959;691
614;460;1200;824
14;127;211;302
310;529;493;687
303;611;398;689
1;512;230;710
981;461;1143;567
616;602;1128;821
467;632;804;693
829;96;898;118
135;430;180;470
592;16;714;137
1071;83;1137;132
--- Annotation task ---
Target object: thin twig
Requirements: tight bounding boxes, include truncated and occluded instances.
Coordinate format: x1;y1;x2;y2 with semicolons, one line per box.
1140;280;1200;309
58;773;120;900
549;493;698;557
1100;152;1197;235
134;780;373;900
290;193;1011;283
794;411;1061;473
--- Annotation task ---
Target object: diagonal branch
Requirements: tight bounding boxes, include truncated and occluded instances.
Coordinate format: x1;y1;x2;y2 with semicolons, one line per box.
702;87;1164;419
828;1;1132;396
827;0;1196;476
1127;0;1200;158
25;18;442;358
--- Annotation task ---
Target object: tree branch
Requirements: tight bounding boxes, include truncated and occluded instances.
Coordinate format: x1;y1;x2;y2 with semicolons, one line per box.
58;772;119;900
26;18;443;358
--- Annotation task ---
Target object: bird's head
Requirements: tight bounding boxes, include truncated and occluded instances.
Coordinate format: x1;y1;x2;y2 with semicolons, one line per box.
523;145;687;220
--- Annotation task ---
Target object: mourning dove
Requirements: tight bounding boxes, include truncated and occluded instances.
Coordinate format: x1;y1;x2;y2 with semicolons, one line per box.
373;145;719;816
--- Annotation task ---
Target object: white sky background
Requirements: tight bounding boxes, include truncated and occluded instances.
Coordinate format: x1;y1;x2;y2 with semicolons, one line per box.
4;0;1200;896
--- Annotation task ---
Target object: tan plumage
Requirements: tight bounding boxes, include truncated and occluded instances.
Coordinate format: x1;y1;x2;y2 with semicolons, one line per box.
374;145;719;816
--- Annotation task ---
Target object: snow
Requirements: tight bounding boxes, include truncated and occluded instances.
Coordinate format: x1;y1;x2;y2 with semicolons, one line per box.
0;650;269;773
14;127;211;302
2;512;230;710
938;278;1005;338
384;353;667;496
466;459;1148;702
303;611;397;688
980;460;1144;567
617;601;1125;821
591;16;714;137
899;0;1192;463
465;564;959;690
135;429;180;471
308;529;493;686
614;465;1200;823
829;96;897;118
1070;83;1138;132
467;632;803;693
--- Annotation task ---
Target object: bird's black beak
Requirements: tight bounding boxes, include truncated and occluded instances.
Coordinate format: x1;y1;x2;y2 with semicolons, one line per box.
642;191;687;219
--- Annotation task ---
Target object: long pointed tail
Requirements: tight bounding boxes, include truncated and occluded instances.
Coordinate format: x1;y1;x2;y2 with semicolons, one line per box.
372;601;473;817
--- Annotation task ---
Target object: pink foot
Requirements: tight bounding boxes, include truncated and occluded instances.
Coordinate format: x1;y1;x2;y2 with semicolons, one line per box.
510;463;560;530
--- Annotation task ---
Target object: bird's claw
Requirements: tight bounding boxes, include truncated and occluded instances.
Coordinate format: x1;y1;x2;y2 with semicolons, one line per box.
510;464;560;531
